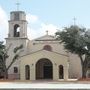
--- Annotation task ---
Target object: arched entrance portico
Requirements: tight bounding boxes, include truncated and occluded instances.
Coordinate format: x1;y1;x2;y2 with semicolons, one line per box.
36;58;53;80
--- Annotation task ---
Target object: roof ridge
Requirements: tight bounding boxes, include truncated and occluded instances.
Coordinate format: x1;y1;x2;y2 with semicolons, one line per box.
32;34;55;41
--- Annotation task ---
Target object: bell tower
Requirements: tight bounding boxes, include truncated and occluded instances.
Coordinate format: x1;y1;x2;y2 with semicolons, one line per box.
6;10;28;50
5;10;29;79
8;11;27;38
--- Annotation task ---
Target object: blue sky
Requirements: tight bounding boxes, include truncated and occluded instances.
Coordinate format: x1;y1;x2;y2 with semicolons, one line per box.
0;0;90;41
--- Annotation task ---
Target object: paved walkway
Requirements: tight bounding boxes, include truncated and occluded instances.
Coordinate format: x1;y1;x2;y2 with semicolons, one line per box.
0;82;90;89
0;80;90;89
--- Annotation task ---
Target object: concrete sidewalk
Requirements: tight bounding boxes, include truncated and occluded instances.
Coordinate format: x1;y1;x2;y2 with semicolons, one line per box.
0;80;90;89
0;82;90;89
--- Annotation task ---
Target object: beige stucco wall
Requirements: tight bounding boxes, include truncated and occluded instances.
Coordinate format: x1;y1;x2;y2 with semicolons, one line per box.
5;38;29;75
69;53;82;78
28;40;68;56
20;50;69;80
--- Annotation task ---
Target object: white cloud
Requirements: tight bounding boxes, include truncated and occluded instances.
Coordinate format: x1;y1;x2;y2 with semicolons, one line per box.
40;23;58;35
0;6;8;41
27;23;59;40
26;13;60;40
26;13;38;23
27;27;39;40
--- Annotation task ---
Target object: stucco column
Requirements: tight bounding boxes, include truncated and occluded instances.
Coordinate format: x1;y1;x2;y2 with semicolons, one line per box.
20;64;25;80
30;64;35;80
64;65;68;80
53;64;58;80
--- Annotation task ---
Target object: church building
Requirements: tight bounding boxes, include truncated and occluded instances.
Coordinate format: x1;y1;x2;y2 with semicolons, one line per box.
5;9;85;81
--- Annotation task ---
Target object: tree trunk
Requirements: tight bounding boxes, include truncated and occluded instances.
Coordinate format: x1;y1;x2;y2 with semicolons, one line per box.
4;69;8;79
79;55;86;78
3;65;8;79
82;64;86;78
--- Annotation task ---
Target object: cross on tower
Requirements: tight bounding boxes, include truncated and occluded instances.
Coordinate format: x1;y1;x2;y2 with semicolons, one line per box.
73;17;76;25
16;1;20;11
46;30;49;35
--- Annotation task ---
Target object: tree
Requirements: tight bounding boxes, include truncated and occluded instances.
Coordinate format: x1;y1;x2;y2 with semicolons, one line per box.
0;42;23;79
0;42;6;78
56;25;90;78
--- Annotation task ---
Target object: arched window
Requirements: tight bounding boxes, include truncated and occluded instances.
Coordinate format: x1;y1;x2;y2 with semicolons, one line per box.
59;65;64;79
14;24;20;37
25;65;30;80
43;45;52;51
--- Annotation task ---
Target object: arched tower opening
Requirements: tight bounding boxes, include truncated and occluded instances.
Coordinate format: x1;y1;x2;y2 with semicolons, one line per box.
14;24;20;37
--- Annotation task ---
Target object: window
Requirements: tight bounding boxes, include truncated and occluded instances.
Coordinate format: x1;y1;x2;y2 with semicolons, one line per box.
59;65;64;79
14;24;20;37
14;67;18;73
25;65;30;80
43;45;52;51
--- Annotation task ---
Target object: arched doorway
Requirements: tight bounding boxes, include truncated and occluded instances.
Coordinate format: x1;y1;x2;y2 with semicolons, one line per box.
25;65;30;80
59;65;64;79
36;58;53;80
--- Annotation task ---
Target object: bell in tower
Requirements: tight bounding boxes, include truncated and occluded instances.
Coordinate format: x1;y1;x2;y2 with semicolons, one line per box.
8;11;27;38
